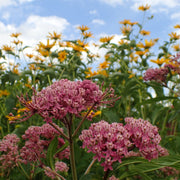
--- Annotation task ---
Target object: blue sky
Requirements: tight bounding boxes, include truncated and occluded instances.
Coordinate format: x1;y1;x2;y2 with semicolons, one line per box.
0;0;180;64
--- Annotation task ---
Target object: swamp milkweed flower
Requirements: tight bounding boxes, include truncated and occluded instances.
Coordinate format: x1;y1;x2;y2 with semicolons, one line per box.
16;79;119;123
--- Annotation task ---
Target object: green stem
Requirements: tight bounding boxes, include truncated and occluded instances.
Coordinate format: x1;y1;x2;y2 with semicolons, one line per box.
72;103;95;137
138;89;145;119
161;109;169;136
59;54;75;80
68;124;77;180
47;75;52;85
84;158;96;175
49;122;69;141
18;162;30;179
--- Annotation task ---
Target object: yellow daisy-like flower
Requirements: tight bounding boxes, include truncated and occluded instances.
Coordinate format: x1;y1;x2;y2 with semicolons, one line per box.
129;74;135;78
119;19;138;26
140;30;150;36
169;32;180;40
6;114;21;121
82;31;93;38
58;50;67;62
100;36;114;43
2;45;14;52
38;39;56;51
39;49;49;57
77;25;90;32
138;4;150;11
173;44;180;51
0;90;10;97
137;39;155;49
12;40;23;45
120;25;132;35
17;107;29;113
135;49;149;56
12;66;19;74
174;24;180;29
97;69;108;77
92;110;101;117
10;32;21;38
150;58;169;65
85;67;97;78
47;31;62;40
99;61;110;69
26;53;34;59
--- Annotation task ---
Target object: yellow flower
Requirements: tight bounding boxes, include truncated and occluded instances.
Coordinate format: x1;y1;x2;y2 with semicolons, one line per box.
47;31;62;40
140;30;150;36
120;25;132;35
82;31;93;38
10;32;21;38
2;45;14;52
39;49;49;57
0;90;9;97
12;66;19;74
26;53;34;59
58;50;67;62
6;114;21;121
99;61;110;69
169;32;180;40
173;44;180;51
174;24;180;29
92;110;101;117
38;39;56;51
129;53;138;62
129;74;135;78
119;19;138;26
135;49;149;56
17;107;29;113
137;39;155;49
77;25;90;32
85;67;97;78
12;40;23;45
100;36;114;43
150;58;169;65
138;4;150;11
25;83;32;89
97;69;108;77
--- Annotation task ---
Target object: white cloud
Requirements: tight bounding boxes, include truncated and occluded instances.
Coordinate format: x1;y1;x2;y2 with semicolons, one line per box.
89;10;97;15
2;12;10;20
0;15;70;47
171;12;180;19
0;0;17;8
92;19;105;25
99;0;123;6
131;0;180;11
19;0;34;3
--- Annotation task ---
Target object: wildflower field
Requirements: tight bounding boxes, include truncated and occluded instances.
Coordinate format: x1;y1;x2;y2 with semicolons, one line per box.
1;4;180;180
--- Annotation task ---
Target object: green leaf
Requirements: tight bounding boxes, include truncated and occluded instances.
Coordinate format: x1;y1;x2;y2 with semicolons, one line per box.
46;136;59;169
140;96;177;104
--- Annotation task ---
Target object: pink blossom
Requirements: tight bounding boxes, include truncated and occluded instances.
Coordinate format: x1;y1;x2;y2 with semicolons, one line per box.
17;79;119;123
143;68;168;83
79;120;132;171
108;175;119;180
0;134;20;170
124;117;164;160
20;123;69;164
55;161;69;172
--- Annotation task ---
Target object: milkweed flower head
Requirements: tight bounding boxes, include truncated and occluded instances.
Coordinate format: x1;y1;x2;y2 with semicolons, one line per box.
79;120;132;171
124;117;168;160
17;79;119;123
0;134;20;170
143;68;169;83
80;118;168;171
20;123;69;164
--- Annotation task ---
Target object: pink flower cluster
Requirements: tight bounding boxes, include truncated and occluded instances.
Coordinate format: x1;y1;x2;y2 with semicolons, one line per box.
0;134;20;170
79;117;168;171
20;123;69;164
124;117;168;160
79;120;132;171
18;79;118;123
44;161;69;179
143;68;169;83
